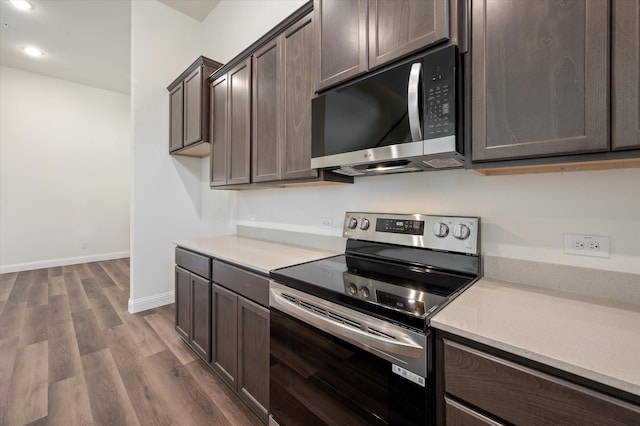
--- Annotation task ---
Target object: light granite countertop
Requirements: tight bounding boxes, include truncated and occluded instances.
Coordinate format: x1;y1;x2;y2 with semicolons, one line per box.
174;235;339;275
431;277;640;397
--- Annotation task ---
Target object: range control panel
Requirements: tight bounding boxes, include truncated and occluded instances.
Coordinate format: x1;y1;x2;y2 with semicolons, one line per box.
342;212;480;256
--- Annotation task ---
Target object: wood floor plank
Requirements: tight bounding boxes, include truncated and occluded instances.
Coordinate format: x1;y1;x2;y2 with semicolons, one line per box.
118;311;167;357
81;348;140;426
6;270;34;306
48;321;82;384
186;359;263;426
47;275;66;298
0;303;26;340
86;262;116;289
145;349;229;425
88;293;123;330
47;294;72;326
100;260;130;292
103;285;130;315
75;263;93;280
104;325;174;425
0;336;19;424
71;309;107;356
63;270;91;313
47;266;63;278
26;282;48;308
48;374;94;426
80;277;103;300
32;268;48;285
2;340;48;425
0;272;18;303
144;312;196;365
19;304;49;347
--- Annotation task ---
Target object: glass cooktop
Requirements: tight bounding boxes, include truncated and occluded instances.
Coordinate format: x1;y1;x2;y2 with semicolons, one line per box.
270;254;474;331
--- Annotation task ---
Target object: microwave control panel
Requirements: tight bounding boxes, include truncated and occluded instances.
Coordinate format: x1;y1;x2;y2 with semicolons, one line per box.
424;46;458;139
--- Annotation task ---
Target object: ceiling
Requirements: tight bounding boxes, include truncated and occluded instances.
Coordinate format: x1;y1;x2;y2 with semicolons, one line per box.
0;0;220;95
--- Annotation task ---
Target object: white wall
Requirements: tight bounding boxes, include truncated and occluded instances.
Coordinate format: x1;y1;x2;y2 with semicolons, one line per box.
235;168;640;274
129;0;234;313
0;66;130;273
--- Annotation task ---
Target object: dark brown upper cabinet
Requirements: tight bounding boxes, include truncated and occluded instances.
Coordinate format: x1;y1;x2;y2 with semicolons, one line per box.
612;0;640;150
209;58;252;187
471;1;610;162
252;12;318;183
167;56;222;157
315;0;453;92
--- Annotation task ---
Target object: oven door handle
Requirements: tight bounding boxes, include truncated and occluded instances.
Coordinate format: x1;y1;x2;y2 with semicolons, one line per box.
408;62;423;142
270;285;426;361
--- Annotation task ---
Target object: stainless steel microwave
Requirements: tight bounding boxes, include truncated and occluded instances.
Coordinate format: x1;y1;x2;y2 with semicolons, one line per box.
311;46;464;176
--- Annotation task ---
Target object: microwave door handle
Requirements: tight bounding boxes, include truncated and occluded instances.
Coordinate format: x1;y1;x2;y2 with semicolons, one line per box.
408;63;423;142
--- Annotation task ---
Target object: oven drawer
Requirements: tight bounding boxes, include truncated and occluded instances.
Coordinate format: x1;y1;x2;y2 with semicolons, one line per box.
442;339;640;426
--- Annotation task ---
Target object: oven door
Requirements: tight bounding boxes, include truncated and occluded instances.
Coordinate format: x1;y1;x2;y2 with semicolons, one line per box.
269;282;433;426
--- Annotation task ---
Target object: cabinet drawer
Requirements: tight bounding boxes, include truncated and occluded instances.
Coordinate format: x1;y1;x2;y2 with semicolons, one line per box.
445;397;504;426
211;260;269;307
175;247;211;279
443;339;640;426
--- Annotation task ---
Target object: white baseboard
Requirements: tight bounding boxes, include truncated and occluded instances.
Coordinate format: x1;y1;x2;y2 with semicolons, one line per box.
0;251;130;274
128;291;174;314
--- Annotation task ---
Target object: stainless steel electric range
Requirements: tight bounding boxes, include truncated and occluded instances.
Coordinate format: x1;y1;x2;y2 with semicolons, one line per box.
268;212;481;426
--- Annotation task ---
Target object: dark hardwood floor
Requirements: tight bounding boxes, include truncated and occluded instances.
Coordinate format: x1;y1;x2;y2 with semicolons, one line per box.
0;259;262;425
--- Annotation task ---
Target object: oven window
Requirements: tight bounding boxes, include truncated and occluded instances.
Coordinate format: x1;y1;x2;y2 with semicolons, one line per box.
270;308;432;426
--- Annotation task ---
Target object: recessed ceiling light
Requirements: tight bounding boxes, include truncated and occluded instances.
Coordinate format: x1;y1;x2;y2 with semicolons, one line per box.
10;0;34;11
23;46;43;57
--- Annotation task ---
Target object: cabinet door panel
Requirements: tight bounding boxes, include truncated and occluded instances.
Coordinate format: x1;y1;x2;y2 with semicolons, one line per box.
211;283;238;389
190;274;211;362
612;0;640;150
169;84;184;152
369;0;449;69
471;0;609;161
238;297;269;422
252;39;281;183
315;0;368;91
228;59;252;185
174;266;190;340
281;12;318;180
184;67;203;146
445;398;504;426
210;75;228;186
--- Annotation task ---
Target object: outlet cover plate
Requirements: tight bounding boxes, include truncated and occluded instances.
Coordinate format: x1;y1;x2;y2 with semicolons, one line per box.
563;234;610;258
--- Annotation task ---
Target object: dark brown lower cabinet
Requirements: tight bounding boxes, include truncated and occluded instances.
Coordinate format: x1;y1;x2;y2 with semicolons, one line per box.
210;262;270;424
237;297;269;421
438;336;640;426
174;265;211;362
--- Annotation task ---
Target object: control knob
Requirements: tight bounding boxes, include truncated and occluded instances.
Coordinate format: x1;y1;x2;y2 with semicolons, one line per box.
359;287;370;299
433;222;449;238
347;217;358;229
359;218;370;230
452;223;471;240
346;283;358;295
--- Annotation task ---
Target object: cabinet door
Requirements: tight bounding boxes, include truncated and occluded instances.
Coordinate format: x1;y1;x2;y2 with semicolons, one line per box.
174;266;190;340
315;0;368;91
210;75;228;187
211;283;238;389
612;0;640;150
237;297;269;423
252;39;281;183
183;67;203;146
227;59;252;185
471;0;609;162
368;0;449;69
169;84;184;152
190;274;211;362
281;12;318;181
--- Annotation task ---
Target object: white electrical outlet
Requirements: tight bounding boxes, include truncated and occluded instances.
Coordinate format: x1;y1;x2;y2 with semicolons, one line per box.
320;217;333;229
563;234;610;258
81;241;88;250
249;213;256;221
